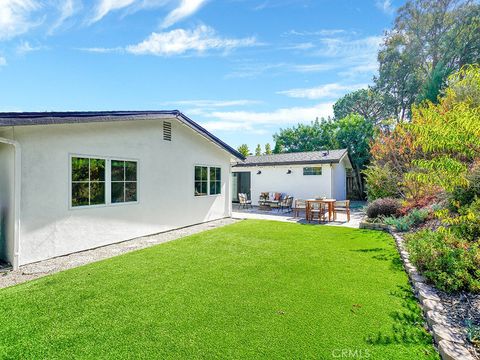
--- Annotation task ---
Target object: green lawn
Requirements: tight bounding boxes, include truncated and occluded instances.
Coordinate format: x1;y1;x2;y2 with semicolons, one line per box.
0;220;438;359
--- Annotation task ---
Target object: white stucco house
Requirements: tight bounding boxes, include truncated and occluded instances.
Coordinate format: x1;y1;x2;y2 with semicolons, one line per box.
0;111;243;269
232;150;353;205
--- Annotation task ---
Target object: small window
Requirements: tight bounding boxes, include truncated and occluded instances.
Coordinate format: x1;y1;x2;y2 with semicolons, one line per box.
71;157;106;207
111;160;138;203
195;166;208;196
303;167;322;176
210;167;221;195
163;121;172;141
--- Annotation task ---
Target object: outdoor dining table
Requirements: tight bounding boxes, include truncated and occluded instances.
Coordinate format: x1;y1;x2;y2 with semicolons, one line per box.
305;199;336;222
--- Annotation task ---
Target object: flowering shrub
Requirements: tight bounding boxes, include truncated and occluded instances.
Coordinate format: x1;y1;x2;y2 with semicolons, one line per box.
366;198;401;219
406;230;480;293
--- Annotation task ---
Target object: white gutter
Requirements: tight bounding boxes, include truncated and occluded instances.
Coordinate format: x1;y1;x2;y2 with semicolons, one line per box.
0;137;21;270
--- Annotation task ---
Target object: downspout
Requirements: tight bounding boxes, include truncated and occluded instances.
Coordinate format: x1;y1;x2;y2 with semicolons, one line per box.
0;137;21;270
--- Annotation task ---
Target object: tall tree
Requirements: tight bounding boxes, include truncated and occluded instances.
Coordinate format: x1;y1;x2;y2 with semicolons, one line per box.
333;88;393;126
255;144;262;156
335;114;375;196
264;143;272;155
375;0;480;121
273;119;338;153
237;144;250;157
272;116;375;198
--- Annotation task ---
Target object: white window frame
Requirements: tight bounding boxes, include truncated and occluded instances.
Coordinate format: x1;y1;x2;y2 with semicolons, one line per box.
303;166;323;176
194;165;222;197
69;154;139;210
110;158;139;206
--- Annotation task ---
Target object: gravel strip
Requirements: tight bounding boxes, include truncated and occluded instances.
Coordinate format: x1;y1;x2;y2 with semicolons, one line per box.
439;292;480;359
0;218;239;289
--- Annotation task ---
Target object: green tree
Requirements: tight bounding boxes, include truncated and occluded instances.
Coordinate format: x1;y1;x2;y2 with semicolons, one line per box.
333;88;393;126
272;118;338;153
335;114;375;196
264;143;272;155
237;144;250;157
272;115;375;198
406;65;480;192
375;0;480;121
255;144;262;156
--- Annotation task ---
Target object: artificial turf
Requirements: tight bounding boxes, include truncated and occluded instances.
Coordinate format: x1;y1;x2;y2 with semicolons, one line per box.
0;220;438;359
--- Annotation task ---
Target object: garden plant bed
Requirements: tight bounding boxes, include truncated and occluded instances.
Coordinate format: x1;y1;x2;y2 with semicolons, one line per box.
391;231;479;360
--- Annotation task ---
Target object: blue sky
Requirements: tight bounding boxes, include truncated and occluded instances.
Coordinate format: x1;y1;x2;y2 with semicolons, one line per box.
0;0;402;151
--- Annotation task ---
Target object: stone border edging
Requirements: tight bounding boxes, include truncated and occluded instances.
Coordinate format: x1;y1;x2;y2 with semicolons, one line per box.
389;231;475;360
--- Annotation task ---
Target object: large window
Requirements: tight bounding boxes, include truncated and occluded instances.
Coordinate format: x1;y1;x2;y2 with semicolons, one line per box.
195;166;208;196
195;166;221;196
71;157;106;207
303;167;322;176
210;167;221;195
111;160;138;203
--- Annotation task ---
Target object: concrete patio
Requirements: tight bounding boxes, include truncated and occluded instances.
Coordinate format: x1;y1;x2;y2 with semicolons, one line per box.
232;201;365;229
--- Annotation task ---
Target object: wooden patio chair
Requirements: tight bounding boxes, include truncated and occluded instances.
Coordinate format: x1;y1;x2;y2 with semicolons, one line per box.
308;202;327;223
292;199;306;217
333;200;351;222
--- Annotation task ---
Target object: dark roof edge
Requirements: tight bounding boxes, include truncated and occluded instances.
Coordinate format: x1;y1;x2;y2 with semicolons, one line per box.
0;110;245;160
174;111;245;160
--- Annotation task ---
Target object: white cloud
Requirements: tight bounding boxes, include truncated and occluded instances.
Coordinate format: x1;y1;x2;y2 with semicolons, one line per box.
318;35;382;58
166;99;262;108
0;0;42;40
16;40;43;54
226;62;286;79
126;25;257;56
0;56;7;66
282;42;315;50
376;0;394;15
161;0;207;29
90;0;137;23
277;83;368;100
285;29;346;37
49;0;79;33
208;102;334;125
291;63;336;73
78;46;123;53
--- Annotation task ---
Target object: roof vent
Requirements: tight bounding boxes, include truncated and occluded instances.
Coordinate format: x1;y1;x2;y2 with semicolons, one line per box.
163;121;172;141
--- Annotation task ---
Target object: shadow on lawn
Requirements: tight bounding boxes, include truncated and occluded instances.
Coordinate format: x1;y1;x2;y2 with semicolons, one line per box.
351;246;438;357
351;247;404;272
365;285;437;357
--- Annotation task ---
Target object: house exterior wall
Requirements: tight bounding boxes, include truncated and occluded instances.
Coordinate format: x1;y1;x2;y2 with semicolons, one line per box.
5;119;232;265
234;164;334;205
332;159;347;200
0;142;15;264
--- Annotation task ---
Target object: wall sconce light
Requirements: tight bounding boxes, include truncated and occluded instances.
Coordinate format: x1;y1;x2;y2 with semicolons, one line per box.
286;169;292;174
257;170;262;175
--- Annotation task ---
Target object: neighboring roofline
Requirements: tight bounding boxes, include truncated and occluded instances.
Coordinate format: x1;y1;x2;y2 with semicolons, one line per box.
233;149;348;167
233;159;345;167
0;110;245;160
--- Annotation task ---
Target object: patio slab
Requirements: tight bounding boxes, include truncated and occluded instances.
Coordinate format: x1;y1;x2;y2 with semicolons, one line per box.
232;203;365;229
